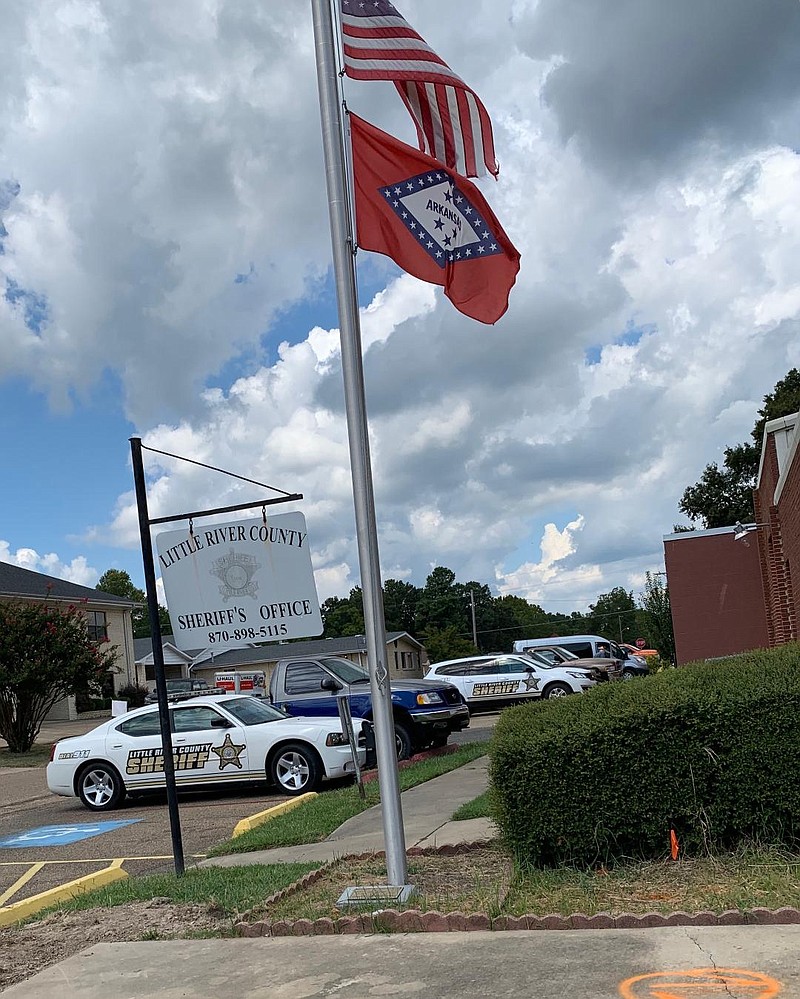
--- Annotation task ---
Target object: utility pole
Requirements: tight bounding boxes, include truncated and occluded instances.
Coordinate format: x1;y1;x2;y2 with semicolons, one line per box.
470;589;478;648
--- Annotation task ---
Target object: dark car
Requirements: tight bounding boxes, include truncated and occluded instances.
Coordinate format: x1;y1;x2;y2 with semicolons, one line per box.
144;678;216;704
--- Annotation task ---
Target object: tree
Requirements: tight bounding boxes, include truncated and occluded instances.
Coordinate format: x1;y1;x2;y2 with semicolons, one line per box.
485;594;550;650
321;587;364;638
382;579;420;634
422;625;478;665
639;572;676;663
679;368;800;529
96;568;172;638
678;453;756;529
584;587;638;644
416;567;465;634
0;600;119;752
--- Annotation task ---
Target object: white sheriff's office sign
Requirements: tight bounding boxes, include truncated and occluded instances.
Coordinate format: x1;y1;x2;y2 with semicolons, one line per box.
156;512;322;652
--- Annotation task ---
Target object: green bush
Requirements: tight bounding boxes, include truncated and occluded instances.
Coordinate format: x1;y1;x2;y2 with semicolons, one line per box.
489;645;800;868
117;683;149;708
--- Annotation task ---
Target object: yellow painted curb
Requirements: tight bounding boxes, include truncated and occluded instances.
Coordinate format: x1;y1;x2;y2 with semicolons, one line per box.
232;792;318;838
0;862;128;927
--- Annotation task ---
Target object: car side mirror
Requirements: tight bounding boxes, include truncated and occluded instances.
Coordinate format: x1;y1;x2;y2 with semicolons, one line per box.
321;676;343;692
210;717;232;729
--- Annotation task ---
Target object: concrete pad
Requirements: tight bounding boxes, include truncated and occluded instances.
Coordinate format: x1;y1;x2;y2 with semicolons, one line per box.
414;817;498;848
5;926;800;998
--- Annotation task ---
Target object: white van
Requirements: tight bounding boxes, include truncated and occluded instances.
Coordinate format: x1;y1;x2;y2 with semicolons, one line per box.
513;635;649;679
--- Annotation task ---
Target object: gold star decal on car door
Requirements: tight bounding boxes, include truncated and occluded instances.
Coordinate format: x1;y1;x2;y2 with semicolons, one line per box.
211;733;246;770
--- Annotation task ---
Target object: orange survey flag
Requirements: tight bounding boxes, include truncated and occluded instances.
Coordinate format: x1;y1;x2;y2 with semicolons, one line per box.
350;113;520;325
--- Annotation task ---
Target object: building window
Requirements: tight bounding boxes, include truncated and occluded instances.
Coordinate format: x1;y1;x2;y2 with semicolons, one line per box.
87;611;108;642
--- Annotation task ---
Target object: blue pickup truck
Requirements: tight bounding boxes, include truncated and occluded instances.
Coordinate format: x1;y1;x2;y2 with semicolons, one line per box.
268;655;469;759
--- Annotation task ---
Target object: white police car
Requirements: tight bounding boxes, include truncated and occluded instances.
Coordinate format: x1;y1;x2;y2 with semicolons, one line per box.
47;695;367;811
425;653;606;707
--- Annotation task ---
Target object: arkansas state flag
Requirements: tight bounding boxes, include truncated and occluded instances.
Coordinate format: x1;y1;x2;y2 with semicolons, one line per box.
350;114;520;325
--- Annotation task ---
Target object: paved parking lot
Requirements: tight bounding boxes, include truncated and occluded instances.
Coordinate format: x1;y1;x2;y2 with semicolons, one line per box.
0;767;290;903
0;709;499;908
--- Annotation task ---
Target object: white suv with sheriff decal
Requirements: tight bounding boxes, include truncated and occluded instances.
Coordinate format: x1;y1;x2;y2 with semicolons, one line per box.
425;653;604;707
47;695;367;811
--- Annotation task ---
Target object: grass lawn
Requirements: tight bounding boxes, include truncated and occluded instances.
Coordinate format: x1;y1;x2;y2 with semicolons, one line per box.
45;863;318;920
209;741;489;857
0;744;52;768
451;790;491;821
258;845;800;922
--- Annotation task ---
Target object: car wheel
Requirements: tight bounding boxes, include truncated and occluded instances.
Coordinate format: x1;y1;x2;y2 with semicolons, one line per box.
77;762;125;811
622;669;636;681
542;682;573;700
270;743;322;795
394;723;413;761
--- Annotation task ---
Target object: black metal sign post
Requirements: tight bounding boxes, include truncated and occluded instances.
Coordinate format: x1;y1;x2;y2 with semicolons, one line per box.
130;437;186;876
128;436;305;878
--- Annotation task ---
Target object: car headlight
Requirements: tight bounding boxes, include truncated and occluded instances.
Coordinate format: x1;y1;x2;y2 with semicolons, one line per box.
416;692;444;705
566;670;593;679
325;732;350;747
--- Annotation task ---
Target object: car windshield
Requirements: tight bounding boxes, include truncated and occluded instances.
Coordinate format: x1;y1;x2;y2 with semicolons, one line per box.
221;697;288;726
519;652;557;669
321;657;371;683
549;647;580;660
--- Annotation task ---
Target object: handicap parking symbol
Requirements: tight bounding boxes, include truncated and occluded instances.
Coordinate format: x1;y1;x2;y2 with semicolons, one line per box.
0;820;141;848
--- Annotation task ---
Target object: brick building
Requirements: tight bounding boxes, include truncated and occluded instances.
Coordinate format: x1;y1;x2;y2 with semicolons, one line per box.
664;412;800;664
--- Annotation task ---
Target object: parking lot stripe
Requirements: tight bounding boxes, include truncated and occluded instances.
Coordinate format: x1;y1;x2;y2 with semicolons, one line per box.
0;855;206;866
232;792;318;838
0;863;45;906
0;863;128;928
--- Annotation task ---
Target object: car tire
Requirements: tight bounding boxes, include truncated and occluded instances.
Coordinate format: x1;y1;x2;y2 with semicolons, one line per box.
270;743;323;795
394;722;413;761
77;762;125;811
542;682;573;700
622;669;636;681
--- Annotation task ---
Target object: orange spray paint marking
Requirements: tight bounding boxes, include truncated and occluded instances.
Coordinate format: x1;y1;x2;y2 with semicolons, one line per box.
619;968;781;999
670;828;680;861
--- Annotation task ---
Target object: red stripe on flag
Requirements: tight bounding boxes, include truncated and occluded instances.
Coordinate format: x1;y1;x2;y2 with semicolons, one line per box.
434;84;456;175
342;44;449;66
455;87;477;179
342;24;427;41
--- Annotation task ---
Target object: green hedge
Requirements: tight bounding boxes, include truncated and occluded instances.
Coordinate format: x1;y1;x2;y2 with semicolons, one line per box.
489;645;800;867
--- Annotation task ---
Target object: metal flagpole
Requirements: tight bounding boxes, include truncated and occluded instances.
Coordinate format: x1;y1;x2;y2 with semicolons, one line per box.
310;0;408;886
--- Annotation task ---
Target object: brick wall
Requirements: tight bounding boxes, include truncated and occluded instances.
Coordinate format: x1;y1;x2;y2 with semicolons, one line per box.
754;435;798;646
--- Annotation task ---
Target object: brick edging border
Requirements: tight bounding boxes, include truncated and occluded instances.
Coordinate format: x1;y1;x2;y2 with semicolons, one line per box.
233;843;800;937
236;906;800;937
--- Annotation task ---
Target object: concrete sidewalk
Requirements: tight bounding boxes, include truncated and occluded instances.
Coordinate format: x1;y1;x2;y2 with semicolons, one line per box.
202;756;495;867
0;718;100;751
6;927;800;998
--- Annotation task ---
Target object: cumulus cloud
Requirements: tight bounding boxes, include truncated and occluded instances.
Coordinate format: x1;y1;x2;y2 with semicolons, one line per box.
3;0;800;614
0;540;99;587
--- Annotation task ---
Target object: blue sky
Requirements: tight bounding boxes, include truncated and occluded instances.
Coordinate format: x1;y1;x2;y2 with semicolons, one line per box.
2;0;799;613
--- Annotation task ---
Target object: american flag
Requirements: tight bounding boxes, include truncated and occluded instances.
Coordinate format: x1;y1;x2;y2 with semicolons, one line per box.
339;0;499;179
